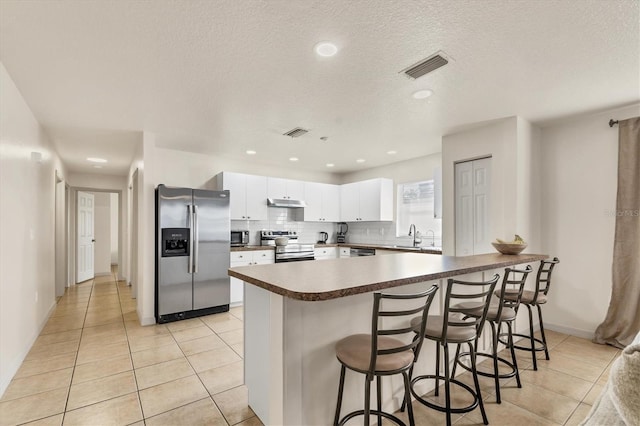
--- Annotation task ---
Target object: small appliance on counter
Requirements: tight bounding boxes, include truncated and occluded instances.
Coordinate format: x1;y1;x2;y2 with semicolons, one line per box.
337;222;348;243
230;230;249;247
317;232;328;244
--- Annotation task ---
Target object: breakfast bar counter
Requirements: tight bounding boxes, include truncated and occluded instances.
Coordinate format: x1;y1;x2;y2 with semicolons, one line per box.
229;252;547;425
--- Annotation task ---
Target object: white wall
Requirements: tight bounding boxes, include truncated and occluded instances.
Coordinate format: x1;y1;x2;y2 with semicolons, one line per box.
92;192;112;275
539;103;640;338
110;193;118;264
0;62;67;396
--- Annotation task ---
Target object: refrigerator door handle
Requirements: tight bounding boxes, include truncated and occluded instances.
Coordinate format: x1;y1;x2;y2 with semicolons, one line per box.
193;205;199;273
188;204;194;273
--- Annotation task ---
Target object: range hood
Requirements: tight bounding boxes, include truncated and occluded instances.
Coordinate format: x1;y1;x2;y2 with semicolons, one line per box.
267;198;307;208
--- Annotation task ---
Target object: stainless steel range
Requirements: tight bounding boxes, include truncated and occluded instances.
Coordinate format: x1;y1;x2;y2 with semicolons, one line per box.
261;230;315;263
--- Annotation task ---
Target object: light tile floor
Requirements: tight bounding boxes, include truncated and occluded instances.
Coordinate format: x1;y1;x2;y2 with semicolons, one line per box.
0;270;260;426
0;269;620;426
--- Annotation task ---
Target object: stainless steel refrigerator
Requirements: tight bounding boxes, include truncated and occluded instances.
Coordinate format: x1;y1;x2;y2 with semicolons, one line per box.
155;185;231;323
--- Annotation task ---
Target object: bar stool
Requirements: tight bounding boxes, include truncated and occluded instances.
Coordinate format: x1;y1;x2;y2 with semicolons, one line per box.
501;258;559;370
452;266;533;403
333;285;439;426
406;274;500;426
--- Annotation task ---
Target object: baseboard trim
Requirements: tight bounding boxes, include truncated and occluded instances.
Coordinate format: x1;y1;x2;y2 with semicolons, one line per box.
545;322;594;340
140;316;156;326
0;300;57;397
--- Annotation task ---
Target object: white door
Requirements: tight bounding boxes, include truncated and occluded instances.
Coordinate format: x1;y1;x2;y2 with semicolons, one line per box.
455;158;491;256
358;179;381;221
472;158;491;254
455;161;474;256
77;191;95;282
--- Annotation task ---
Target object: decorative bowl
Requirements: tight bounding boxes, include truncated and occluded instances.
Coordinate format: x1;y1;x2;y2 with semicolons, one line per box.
275;237;289;246
491;242;527;255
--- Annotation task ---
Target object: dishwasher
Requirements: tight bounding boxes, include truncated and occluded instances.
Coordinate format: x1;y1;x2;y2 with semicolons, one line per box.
350;248;376;257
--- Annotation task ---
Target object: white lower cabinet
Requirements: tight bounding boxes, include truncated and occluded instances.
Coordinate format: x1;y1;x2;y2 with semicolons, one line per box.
314;247;338;260
339;247;350;258
229;250;274;306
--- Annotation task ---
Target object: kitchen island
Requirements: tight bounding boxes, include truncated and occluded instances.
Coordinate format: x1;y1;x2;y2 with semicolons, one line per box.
229;252;547;425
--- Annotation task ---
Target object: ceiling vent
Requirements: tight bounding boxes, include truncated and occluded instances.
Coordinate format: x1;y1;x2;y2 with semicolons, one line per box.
401;51;449;80
283;127;309;138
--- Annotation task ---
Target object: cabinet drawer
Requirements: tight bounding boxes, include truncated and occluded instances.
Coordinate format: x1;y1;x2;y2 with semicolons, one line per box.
253;250;274;261
230;252;251;262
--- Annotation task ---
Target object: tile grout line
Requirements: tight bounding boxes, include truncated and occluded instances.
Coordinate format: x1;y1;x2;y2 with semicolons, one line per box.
115;270;147;425
60;276;96;425
173;318;234;426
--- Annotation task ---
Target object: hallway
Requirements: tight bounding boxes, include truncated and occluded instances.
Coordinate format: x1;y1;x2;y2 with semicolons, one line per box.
0;270;260;425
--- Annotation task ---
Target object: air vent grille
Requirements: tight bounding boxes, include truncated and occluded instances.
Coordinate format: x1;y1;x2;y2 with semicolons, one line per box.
283;127;309;138
402;53;448;80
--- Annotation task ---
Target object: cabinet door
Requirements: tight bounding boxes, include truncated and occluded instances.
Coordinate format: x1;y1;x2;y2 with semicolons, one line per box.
304;182;324;222
223;173;248;220
358;179;381;221
230;255;252;306
322;184;341;222
286;179;305;200
339;247;350;258
245;175;268;220
340;182;359;221
267;177;288;199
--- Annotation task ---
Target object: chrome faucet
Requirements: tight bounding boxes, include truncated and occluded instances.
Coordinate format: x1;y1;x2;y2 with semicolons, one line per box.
408;224;422;247
425;229;435;247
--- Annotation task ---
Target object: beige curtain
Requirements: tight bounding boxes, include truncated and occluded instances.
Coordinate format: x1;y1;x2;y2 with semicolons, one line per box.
594;117;640;348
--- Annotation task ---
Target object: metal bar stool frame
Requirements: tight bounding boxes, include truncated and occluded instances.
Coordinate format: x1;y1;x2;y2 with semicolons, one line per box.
500;258;559;371
405;274;500;426
452;266;533;404
333;285;439;426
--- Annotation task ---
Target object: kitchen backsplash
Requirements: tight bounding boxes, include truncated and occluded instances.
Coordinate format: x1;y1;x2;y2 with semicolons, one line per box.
232;207;442;247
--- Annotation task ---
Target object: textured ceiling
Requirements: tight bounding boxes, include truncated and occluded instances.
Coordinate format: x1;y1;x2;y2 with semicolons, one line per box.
1;0;638;175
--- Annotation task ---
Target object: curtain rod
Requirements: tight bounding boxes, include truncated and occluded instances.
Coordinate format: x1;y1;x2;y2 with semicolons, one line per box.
609;119;619;127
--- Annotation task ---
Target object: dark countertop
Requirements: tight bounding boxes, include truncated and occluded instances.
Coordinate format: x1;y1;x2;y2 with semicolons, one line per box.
228;252;547;301
230;245;274;252
231;243;442;254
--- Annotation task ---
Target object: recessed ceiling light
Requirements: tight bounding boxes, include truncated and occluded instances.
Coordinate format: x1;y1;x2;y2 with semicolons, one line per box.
412;89;433;99
289;157;299;162
326;163;335;168
356;159;366;163
87;157;107;163
387;150;397;155
315;42;338;57
246;150;256;155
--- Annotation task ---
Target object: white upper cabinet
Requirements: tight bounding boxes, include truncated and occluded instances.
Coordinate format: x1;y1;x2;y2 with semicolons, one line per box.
303;182;340;222
216;172;268;221
267;177;305;200
340;178;393;222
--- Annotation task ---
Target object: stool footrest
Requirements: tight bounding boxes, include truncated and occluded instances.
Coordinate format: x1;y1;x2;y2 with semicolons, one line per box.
502;333;547;352
337;409;408;426
410;375;480;415
456;352;518;380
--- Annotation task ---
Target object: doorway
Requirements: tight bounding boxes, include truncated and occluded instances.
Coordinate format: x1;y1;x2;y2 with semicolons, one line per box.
73;189;122;284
